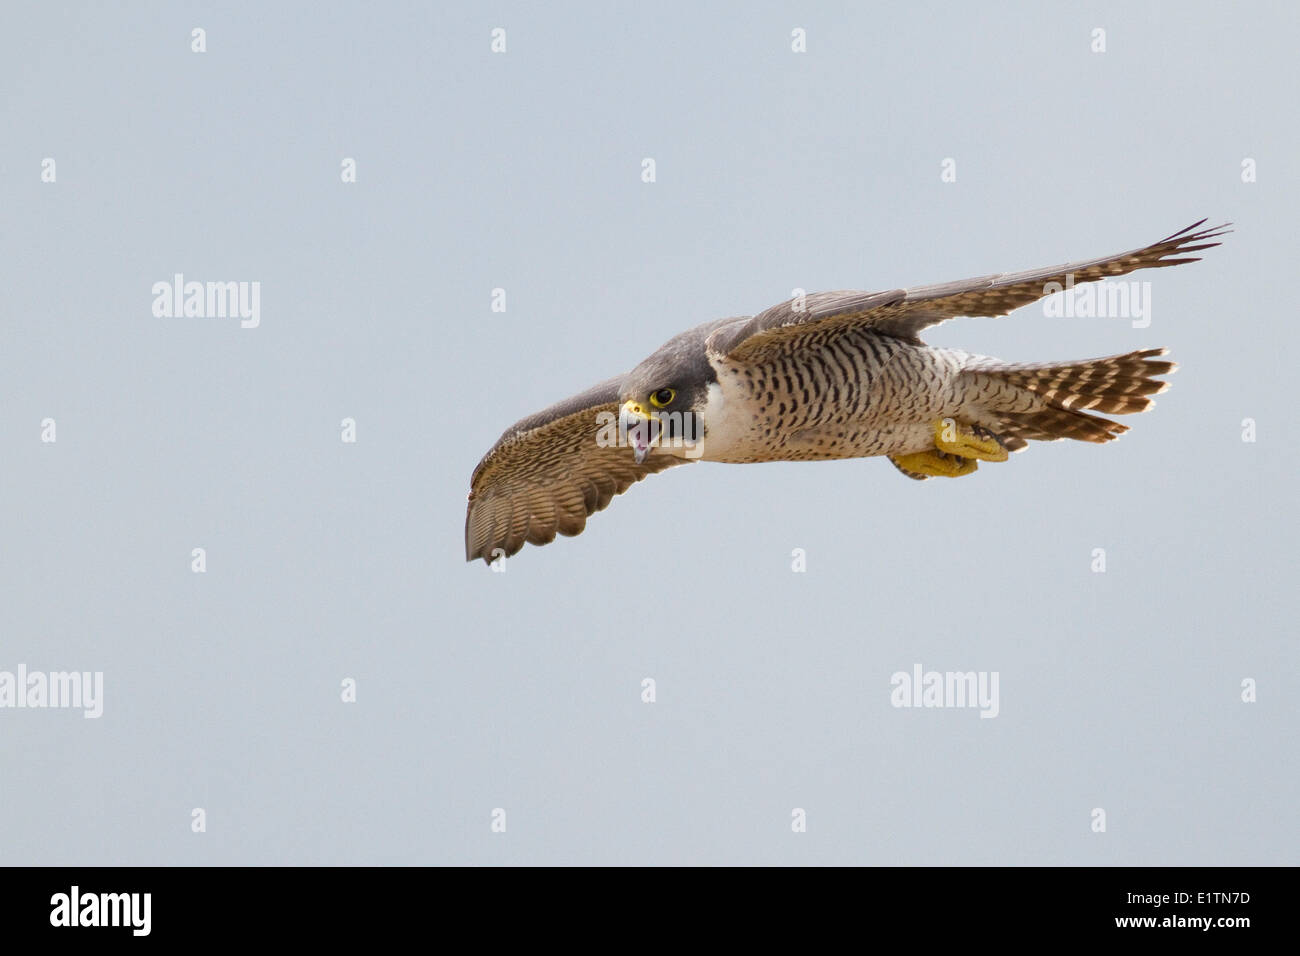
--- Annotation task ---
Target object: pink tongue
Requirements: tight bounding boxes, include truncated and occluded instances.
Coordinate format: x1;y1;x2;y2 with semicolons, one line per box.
629;424;651;461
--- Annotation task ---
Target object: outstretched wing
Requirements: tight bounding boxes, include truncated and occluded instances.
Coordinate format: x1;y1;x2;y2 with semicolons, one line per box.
715;220;1230;361
465;377;690;562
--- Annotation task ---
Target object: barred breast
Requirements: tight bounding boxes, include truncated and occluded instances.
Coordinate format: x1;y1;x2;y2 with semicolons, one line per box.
700;331;973;463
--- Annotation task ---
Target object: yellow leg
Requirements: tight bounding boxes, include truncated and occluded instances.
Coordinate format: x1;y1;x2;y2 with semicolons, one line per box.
933;418;1008;462
889;450;978;479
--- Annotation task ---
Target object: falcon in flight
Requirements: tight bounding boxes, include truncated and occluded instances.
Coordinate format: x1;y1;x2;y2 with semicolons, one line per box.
466;220;1228;563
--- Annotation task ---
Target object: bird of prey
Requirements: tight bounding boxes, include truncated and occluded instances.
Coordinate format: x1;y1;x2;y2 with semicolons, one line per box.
466;220;1227;563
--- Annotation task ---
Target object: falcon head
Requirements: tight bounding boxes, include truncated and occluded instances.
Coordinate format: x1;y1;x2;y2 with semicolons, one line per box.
617;320;727;463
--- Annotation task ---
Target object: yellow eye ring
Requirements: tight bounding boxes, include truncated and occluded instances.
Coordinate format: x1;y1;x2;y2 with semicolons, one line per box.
649;388;676;408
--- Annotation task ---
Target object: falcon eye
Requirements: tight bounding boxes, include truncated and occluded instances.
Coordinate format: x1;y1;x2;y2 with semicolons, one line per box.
650;388;676;408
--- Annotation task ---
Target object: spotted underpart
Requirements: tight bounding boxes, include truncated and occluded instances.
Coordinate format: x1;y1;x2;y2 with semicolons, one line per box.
701;332;972;462
697;330;1174;465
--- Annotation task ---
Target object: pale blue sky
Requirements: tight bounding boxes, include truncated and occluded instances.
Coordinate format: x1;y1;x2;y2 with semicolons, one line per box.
2;1;1295;864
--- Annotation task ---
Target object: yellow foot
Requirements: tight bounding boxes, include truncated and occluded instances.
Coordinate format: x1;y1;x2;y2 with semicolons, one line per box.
933;418;1009;462
889;450;978;480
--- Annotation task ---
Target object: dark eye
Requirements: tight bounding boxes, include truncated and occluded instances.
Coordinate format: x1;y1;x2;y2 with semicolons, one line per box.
650;388;676;408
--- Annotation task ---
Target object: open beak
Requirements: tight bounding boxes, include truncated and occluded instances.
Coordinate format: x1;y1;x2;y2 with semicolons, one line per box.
619;400;659;464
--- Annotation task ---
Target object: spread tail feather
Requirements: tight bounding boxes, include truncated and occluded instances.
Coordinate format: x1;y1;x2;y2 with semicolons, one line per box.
974;348;1175;445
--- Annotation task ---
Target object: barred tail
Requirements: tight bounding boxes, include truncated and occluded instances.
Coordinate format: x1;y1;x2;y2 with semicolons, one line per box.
976;348;1175;446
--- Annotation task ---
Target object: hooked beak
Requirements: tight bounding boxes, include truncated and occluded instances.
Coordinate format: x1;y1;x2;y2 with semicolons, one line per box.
619;400;659;464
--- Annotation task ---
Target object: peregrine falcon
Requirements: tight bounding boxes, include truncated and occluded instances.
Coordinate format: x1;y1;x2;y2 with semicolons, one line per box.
466;220;1228;563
